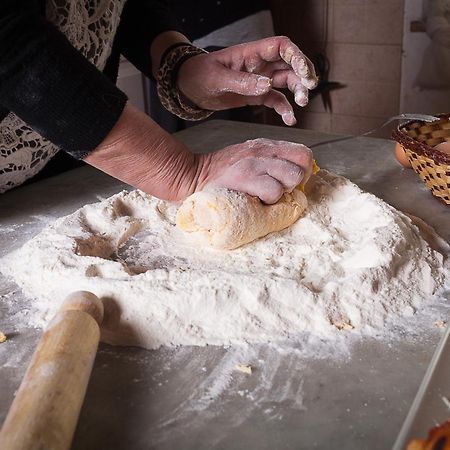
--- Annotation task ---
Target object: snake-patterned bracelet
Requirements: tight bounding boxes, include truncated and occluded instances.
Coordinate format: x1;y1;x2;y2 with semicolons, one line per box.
156;43;214;121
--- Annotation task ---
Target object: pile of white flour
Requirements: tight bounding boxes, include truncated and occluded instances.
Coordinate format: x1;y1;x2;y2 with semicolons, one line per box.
1;170;448;350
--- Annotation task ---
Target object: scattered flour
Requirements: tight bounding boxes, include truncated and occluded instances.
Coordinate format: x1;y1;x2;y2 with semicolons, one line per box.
0;170;448;350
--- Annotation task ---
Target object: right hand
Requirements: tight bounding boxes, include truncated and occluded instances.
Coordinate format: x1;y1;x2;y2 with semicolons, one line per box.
85;104;313;204
196;138;313;204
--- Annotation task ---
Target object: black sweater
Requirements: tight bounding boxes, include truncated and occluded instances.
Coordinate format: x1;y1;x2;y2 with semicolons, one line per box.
0;0;179;159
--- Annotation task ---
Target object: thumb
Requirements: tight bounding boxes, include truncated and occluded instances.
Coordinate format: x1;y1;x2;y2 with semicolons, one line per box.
216;66;272;96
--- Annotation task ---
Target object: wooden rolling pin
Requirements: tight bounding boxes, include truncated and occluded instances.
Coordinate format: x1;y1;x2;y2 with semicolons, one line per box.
0;291;104;450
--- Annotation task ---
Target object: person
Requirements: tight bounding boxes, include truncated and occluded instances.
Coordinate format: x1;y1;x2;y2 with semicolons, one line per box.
0;0;318;205
416;0;450;90
149;0;276;132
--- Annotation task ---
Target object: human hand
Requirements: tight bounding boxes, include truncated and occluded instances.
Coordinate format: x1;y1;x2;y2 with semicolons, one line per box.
177;37;319;126
195;138;313;204
85;105;312;204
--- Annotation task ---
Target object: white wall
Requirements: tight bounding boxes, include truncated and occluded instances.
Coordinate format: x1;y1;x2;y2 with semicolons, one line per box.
273;0;405;136
117;58;147;113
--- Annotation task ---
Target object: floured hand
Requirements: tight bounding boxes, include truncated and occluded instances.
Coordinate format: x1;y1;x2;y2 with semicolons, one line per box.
195;138;313;204
85;105;313;204
177;36;318;126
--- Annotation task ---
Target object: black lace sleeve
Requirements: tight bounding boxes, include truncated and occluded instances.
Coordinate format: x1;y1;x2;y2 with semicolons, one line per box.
0;0;127;159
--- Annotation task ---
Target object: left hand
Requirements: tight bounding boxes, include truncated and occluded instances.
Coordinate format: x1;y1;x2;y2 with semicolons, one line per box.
177;36;318;126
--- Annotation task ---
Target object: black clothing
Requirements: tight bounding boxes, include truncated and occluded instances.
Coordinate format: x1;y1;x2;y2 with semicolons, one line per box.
0;0;179;160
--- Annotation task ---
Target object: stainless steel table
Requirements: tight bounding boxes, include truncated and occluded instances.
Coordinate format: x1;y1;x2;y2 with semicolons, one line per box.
1;120;449;450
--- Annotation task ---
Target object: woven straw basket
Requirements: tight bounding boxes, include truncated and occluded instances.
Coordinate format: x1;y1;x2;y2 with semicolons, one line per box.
392;114;450;205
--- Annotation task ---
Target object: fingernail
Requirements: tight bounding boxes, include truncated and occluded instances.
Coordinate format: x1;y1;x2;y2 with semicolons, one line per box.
282;112;296;126
295;92;308;107
256;76;272;93
304;76;319;90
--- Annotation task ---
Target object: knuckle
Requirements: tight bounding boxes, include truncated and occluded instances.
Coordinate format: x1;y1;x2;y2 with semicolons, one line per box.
302;145;313;157
290;143;312;157
245;138;269;155
304;147;314;162
276;35;290;43
238;72;251;85
233;157;253;172
284;143;313;164
301;147;314;166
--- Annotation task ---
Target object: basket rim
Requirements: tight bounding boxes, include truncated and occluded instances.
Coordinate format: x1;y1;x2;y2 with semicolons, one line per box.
392;113;450;165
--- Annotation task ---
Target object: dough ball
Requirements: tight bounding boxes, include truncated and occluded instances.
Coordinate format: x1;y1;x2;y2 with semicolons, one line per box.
176;188;308;250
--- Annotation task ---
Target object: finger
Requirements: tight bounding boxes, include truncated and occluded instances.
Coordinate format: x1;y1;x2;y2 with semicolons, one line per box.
215;66;272;96
237;139;313;183
246;174;285;204
256;90;297;126
210;159;285;204
277;39;318;88
271;70;310;107
290;55;319;89
275;142;314;182
242;37;319;88
258;157;304;190
216;37;318;90
254;60;291;77
247;139;313;182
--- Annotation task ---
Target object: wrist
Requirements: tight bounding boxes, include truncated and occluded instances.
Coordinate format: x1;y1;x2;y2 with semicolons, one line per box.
85;103;200;201
156;45;213;120
176;53;205;106
150;31;190;78
139;137;203;201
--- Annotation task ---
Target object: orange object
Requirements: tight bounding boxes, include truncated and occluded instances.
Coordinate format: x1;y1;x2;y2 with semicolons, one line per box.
407;420;450;449
298;160;320;192
395;142;412;168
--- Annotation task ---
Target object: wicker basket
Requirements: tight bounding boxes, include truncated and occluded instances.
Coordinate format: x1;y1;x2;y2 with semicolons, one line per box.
392;114;450;205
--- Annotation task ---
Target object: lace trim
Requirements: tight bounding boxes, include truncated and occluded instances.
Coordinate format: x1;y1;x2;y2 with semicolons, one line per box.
0;0;126;193
45;0;125;71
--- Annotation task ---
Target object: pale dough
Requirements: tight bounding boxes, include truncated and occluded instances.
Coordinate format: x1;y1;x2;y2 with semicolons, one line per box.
176;188;308;250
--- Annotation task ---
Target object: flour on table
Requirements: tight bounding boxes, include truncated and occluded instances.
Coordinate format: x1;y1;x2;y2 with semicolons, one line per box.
1;170;448;350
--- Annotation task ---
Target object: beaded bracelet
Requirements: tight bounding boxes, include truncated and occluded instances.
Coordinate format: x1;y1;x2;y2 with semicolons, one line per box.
156;43;214;121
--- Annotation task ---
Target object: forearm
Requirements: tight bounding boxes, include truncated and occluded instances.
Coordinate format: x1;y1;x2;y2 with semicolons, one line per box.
85;103;313;205
84;103;203;201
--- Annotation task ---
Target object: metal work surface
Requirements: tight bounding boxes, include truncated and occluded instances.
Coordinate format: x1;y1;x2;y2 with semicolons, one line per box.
1;120;449;449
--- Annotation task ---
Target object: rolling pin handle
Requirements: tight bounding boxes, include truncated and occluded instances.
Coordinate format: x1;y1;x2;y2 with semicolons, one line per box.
60;290;104;326
0;291;104;450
